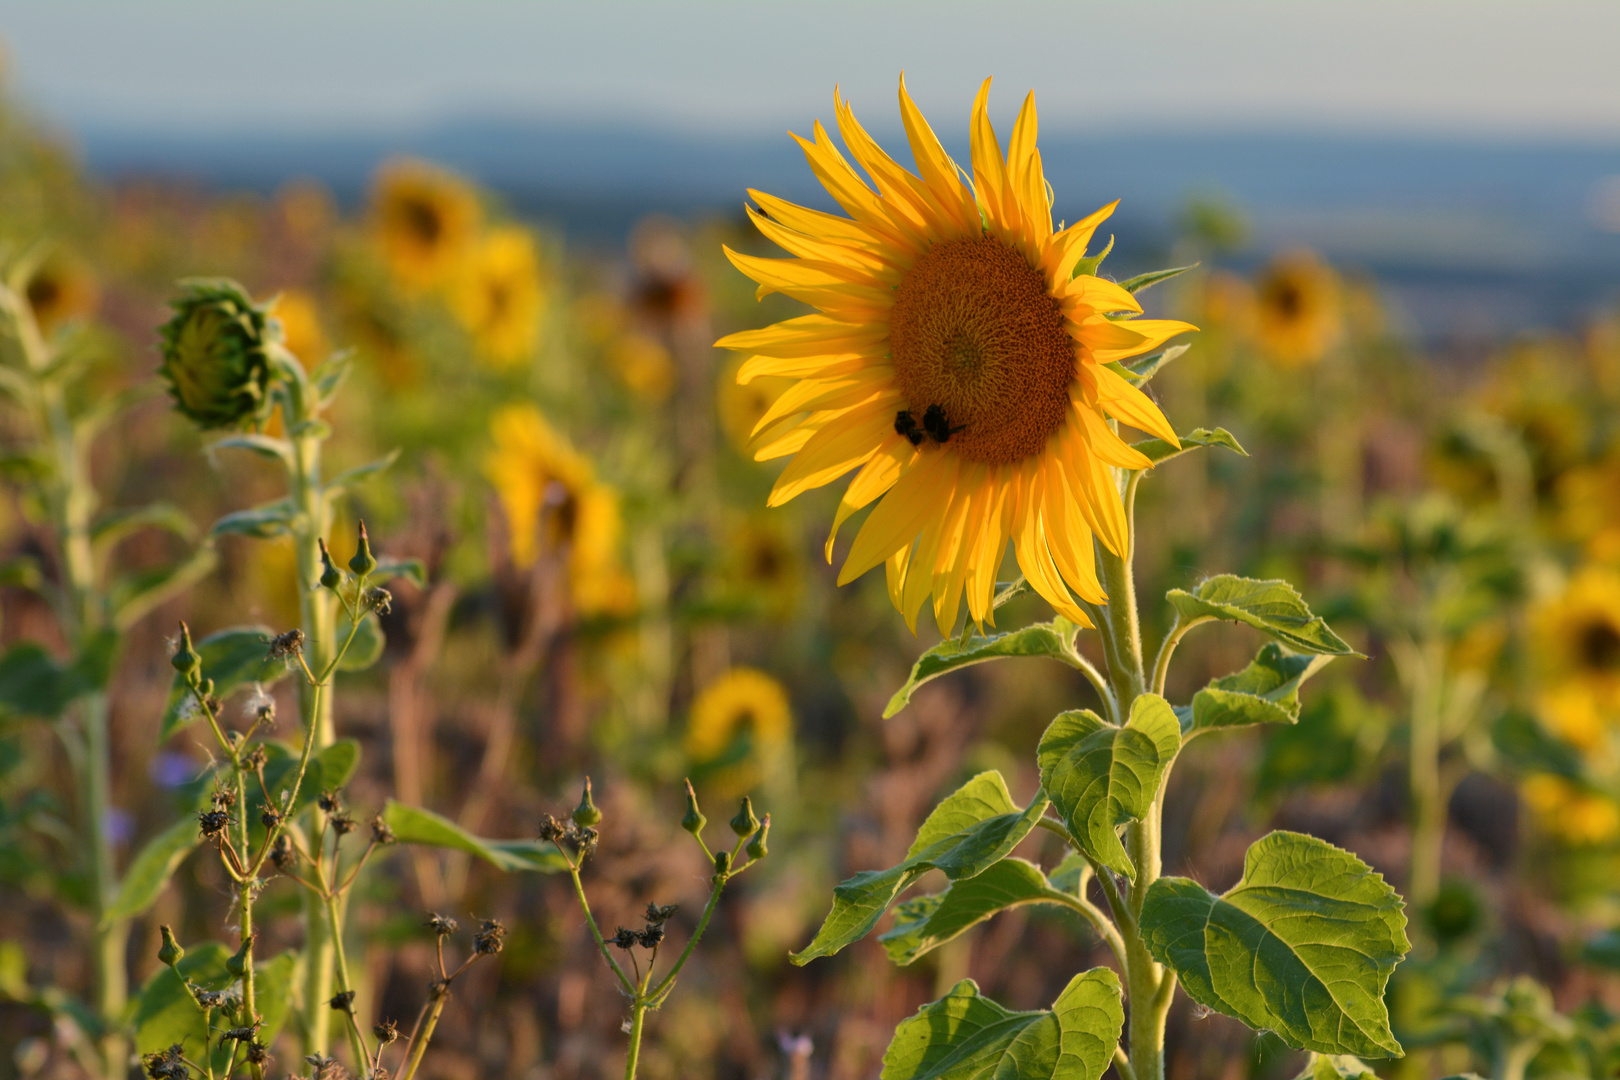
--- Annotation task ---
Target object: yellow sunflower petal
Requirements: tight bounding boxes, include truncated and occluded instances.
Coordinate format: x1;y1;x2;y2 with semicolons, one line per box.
827;433;915;560
767;396;898;506
841;450;958;585
717;312;883;357
897;73;978;233
1043;200;1119;281
752;368;895;436
1089;364;1179;445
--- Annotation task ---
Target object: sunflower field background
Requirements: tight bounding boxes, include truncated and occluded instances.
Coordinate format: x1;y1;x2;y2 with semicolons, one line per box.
2;6;1620;1080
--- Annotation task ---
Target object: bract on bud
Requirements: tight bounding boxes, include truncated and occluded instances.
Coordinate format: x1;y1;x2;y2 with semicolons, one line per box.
158;925;185;968
318;538;344;591
225;934;254;977
680;778;706;837
729;796;759;838
171;622;202;682
157;278;279;430
572;777;602;828
746;814;770;861
349;520;378;577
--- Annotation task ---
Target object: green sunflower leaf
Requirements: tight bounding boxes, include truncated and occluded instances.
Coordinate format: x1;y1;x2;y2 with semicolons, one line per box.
133;942;298;1075
1140;830;1409;1058
104;816;201;923
884;618;1081;719
1166;575;1359;656
880;969;1123;1080
792;772;1049;965
209;498;297;539
1038;694;1181;879
382;800;569;873
1132;427;1248;467
1294;1054;1387;1080
1176;643;1336;733
335;611;385;671
880;858;1064;966
1119;263;1198;294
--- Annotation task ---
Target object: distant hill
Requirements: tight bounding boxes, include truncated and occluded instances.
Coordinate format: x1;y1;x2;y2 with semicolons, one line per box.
74;117;1620;346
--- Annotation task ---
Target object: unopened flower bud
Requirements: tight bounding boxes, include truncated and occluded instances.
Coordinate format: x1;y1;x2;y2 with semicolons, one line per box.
729;796;759;838
746;814;771;861
318;538;343;591
171;622;202;683
714;849;730;876
157;278;279;430
572;777;602;828
680;778;706;837
349;520;378;577
158;925;185;968
225;934;254;977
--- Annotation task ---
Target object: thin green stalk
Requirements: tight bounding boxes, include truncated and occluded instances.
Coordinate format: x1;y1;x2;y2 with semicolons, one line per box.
324;891;370;1072
623;1003;647;1080
234;764;257;1030
397;992;447;1080
561;857;635;995
647;873;726;1004
1404;634;1446;920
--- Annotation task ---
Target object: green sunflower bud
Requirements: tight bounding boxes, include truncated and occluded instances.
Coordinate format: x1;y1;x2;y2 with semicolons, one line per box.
224;933;254;978
318;538;344;591
680;778;706;837
157;278;280;430
713;849;730;876
349;520;378;577
572;777;602;828
746;814;770;861
171;621;202;684
158;925;185;968
729;796;759;838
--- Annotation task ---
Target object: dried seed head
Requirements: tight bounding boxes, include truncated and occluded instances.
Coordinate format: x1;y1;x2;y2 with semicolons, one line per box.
538;814;566;842
244;1041;269;1065
369;816;396;845
474;918;506;955
365;586;393;615
329;812;357;837
197;808;232;840
318;790;343;815
638;922;665;948
328;990;355;1013
260;806;283;831
270;834;295;870
425;913;459;937
373;1019;400;1045
644;902;678;924
267;628;305;661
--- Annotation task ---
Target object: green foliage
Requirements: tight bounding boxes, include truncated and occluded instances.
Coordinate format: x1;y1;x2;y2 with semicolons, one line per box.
259;740;360;816
104;816;199;924
884;618;1081;718
1120;264;1197;295
1294;1053;1385;1080
792;772;1049;964
382;800;569;872
335;611;385;671
879;970;1123;1080
1177;643;1334;733
1167;575;1359;656
132;942;297;1072
158;625;291;740
1038;694;1180;878
1140;830;1409;1057
0;630;119;719
1119;343;1190;385
880;859;1057;966
209;499;295;539
1131;427;1247;466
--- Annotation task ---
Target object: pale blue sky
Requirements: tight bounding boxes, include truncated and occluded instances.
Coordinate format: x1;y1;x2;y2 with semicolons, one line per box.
1;1;1618;140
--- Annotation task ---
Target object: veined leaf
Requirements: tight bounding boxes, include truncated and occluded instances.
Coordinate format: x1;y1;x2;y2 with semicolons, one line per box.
880;969;1123;1080
159;625;290;741
373;556;427;588
880;858;1057;966
1120;263;1197;294
0;631;119;719
257;740;360;817
104;816;200;923
1295;1055;1385;1080
109;546;218;631
1167;575;1358;656
133;943;297;1074
885;619;1080;719
1132;427;1248;467
1140;830;1409;1058
1119;343;1191;386
210;499;297;539
1176;643;1335;733
793;772;1049;964
1038;694;1181;879
382;800;569;873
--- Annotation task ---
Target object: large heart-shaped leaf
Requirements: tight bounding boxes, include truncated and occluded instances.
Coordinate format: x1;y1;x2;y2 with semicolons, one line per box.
1177;644;1335;733
885;620;1080;718
382;800;569;873
880;858;1060;966
159;625;291;741
1038;694;1181;879
881;969;1123;1080
1140;830;1409;1057
1167;576;1358;656
793;772;1049;964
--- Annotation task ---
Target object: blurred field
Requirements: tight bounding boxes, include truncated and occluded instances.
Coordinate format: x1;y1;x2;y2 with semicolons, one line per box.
2;37;1620;1080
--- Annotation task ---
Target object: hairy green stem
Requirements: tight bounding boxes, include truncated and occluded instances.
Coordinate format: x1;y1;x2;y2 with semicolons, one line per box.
623;1002;647;1080
324;890;370;1072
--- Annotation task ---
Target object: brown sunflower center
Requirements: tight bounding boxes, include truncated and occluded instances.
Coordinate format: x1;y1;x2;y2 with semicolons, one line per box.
889;235;1074;465
402;198;443;247
1578;618;1620;672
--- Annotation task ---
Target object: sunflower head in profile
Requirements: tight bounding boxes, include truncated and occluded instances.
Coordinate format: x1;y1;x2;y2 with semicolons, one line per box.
1253;249;1343;369
486;404;635;617
717;77;1194;633
22;248;98;338
370;157;481;291
451;226;546;368
686;667;794;797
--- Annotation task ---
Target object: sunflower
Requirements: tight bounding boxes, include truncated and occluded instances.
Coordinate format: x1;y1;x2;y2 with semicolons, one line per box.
370;157;481;291
24;249;98;337
451;225;545;368
1532;568;1620;750
727;515;803;619
686;667;794;796
268;289;328;366
485;405;635;617
716;78;1193;633
1521;774;1620;846
1253;249;1342;368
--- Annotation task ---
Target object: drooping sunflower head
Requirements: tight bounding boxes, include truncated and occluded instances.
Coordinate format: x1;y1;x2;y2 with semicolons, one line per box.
717;78;1194;633
23;248;98;338
158;278;280;430
1253;249;1343;368
686;667;794;796
370;157;481;291
450;225;546;368
485;404;635;616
